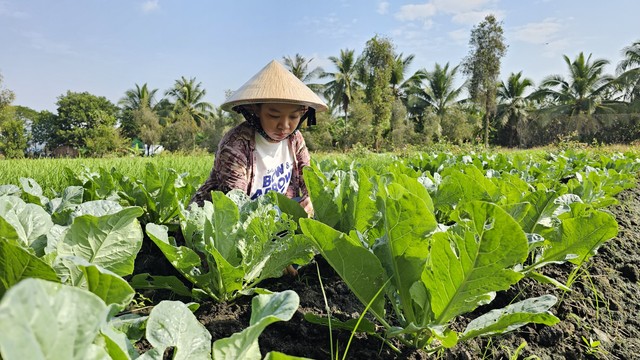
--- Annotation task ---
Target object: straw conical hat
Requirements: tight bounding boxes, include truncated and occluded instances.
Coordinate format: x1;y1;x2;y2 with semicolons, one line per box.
221;60;328;112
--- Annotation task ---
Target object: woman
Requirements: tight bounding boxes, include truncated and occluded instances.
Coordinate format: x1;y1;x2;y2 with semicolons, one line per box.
191;60;327;217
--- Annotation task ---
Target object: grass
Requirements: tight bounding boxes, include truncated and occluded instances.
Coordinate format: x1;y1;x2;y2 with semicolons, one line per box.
0;154;214;196
1;144;637;196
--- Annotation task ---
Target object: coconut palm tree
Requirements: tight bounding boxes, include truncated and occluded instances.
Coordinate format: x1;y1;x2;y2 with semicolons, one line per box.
404;62;465;134
118;83;160;141
320;49;360;121
119;83;159;111
496;71;535;146
389;53;426;103
533;52;615;115
616;40;640;103
165;76;213;127
411;62;465;116
282;54;324;85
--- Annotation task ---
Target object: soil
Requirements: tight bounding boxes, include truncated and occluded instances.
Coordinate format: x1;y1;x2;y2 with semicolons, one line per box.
134;183;640;360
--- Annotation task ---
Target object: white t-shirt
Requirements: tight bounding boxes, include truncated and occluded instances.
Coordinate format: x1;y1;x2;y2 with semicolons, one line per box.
250;133;294;200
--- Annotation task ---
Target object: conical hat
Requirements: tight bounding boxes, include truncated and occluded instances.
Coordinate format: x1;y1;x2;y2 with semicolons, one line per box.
221;60;328;112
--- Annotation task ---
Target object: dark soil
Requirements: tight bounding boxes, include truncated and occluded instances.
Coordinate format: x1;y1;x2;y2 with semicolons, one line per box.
135;183;640;359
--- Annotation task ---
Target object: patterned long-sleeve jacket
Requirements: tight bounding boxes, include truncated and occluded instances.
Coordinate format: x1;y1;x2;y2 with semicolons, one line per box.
190;121;311;206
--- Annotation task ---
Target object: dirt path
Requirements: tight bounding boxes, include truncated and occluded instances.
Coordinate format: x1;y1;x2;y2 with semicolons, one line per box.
188;183;640;359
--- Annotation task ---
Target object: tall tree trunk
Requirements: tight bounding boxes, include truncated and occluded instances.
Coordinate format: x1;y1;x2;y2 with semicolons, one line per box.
484;113;490;148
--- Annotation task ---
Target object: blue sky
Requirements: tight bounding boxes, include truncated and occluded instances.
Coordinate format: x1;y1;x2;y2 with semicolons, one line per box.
1;0;638;112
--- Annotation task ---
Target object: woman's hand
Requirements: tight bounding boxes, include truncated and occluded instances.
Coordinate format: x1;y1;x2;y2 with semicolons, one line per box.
299;197;314;218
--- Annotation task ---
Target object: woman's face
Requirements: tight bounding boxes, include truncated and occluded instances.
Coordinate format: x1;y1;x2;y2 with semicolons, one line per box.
257;103;306;141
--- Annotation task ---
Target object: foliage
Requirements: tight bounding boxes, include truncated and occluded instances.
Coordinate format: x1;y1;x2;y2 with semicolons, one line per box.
0;72;15;109
463;14;507;147
134;106;163;147
496;71;535;147
361;35;396;149
283;53;324;87
212;290;300;360
146;190;314;301
299;149;636;352
320;49;360;121
533;53;615;115
118;83;161;140
0;277;301;360
616;40;640;103
161;110;200;151
0;148;638;357
0;106;28;158
32;91;127;156
164;76;213;127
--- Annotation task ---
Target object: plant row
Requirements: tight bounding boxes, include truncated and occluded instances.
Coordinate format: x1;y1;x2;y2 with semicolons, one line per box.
0;150;638;358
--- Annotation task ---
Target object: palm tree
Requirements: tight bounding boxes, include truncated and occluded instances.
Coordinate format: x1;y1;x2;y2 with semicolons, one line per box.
165;76;214;127
496;71;534;146
405;62;465;134
119;83;159;111
389;53;426;103
282;54;324;83
533;52;615;115
118;83;160;141
616;40;640;103
320;49;360;121
412;62;465;116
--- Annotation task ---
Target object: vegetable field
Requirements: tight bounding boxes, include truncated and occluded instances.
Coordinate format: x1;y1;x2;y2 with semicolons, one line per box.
0;149;639;359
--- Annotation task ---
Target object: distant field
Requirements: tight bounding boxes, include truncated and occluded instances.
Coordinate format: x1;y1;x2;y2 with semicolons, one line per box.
0;155;215;196
1;145;637;196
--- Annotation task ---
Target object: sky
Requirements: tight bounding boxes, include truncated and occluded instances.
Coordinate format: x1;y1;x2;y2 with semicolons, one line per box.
1;0;638;112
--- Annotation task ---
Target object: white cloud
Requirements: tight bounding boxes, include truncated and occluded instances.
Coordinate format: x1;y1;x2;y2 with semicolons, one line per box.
511;18;563;45
452;9;504;25
0;1;28;18
395;3;437;21
377;1;389;15
448;28;469;44
141;0;159;13
394;0;501;25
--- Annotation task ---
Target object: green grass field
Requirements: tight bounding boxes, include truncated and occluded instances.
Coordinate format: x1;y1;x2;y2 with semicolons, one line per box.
1;145;637;196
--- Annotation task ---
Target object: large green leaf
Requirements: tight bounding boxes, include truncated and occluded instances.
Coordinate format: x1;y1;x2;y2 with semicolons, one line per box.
373;182;437;325
212;290;299;360
98;323;139;360
0;238;59;297
425;201;528;324
19;177;48;206
300;218;386;319
532;205;618;268
0;278;108;360
0;195;53;254
205;191;241;264
338;168;378;235
519;189;565;233
49;185;84;225
146;223;219;299
129;273;192;297
56;206;144;276
461;295;560;340
303;166;341;228
139;300;212;360
56;257;135;310
0;184;20;197
433;166;500;218
237;197;313;284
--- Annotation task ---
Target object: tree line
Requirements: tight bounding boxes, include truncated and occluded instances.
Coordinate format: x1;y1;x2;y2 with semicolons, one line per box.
1;15;639;158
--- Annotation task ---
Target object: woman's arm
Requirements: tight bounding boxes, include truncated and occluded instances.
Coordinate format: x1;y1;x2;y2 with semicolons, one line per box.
191;126;253;205
292;133;314;217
